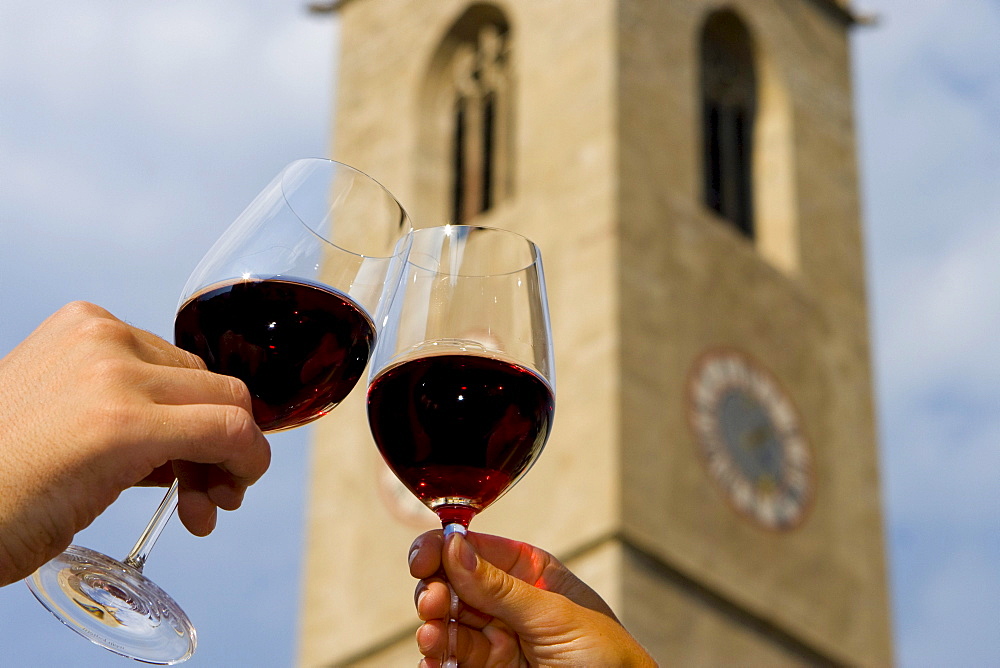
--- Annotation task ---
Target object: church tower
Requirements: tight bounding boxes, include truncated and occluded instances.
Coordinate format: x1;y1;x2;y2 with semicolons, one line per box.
300;1;893;665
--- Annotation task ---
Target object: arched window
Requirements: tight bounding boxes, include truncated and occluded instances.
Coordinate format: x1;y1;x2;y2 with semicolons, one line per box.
415;5;513;227
450;22;511;223
700;10;757;239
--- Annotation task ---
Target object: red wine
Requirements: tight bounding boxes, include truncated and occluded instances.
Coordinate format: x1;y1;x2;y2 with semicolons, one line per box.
175;277;374;432
367;353;554;524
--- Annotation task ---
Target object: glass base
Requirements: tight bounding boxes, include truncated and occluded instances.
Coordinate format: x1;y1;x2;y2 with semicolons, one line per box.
26;545;196;665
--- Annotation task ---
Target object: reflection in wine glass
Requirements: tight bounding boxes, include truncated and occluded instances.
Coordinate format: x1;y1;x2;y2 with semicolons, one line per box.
25;159;411;664
366;225;555;668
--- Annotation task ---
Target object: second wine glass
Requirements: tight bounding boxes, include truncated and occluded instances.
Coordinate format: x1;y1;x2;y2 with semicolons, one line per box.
25;158;411;664
366;225;556;668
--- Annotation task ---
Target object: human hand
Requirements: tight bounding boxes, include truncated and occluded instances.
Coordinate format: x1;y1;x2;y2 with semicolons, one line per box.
409;529;657;667
0;302;271;585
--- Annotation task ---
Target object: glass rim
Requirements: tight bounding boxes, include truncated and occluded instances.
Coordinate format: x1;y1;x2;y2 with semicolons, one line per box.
279;157;412;260
405;224;543;277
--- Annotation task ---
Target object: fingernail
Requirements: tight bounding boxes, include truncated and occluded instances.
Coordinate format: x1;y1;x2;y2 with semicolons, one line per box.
454;533;478;572
204;508;218;535
406;538;424;566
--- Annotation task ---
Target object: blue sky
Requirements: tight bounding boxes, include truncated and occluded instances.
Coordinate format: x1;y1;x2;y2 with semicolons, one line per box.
1;1;997;666
853;1;1000;664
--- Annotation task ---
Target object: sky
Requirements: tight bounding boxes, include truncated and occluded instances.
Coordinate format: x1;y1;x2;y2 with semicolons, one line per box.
1;1;997;666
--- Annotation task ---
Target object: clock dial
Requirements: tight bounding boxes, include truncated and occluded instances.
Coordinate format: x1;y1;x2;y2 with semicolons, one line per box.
687;349;814;531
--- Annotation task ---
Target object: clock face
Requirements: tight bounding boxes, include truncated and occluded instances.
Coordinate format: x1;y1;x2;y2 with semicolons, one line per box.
687;349;815;531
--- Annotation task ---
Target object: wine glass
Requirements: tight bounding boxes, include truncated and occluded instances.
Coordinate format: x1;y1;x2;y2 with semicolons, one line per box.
25;158;411;664
366;225;555;668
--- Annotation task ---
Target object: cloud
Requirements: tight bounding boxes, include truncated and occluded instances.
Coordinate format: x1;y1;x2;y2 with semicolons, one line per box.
883;397;1000;528
876;213;1000;401
2;1;997;666
0;4;337;663
896;544;1000;667
1;1;336;343
856;0;1000;250
855;1;1000;664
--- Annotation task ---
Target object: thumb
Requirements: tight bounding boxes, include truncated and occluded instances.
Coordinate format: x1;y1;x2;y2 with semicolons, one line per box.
442;532;554;633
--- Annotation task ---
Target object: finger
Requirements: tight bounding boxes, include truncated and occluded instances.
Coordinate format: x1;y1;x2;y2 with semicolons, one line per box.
174;461;244;537
415;620;444;656
463;532;553;584
442;532;557;632
151;403;270;485
415;619;512;667
142;365;253;412
463;531;619;620
177;484;218;537
415;578;492;629
173;460;247;511
415;577;448;620
409;530;444;579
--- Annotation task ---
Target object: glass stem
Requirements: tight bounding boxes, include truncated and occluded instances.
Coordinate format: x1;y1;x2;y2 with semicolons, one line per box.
442;521;467;668
123;479;180;572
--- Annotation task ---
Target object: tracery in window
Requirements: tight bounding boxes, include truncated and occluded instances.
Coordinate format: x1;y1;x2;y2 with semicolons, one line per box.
450;22;511;224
